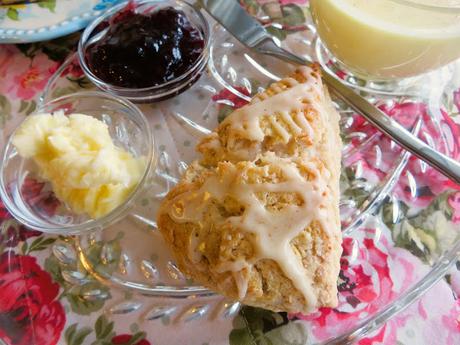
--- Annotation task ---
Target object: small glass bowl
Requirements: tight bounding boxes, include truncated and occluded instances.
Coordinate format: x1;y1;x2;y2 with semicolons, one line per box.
0;92;155;235
78;0;211;103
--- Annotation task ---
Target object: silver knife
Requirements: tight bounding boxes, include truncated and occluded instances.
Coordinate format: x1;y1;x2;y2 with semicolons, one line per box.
200;0;460;185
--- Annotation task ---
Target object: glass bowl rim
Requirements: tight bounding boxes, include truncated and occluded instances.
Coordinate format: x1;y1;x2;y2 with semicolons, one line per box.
0;91;156;235
77;0;211;93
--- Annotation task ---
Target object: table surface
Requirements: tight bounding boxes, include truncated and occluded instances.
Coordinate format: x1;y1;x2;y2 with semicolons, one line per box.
1;1;460;345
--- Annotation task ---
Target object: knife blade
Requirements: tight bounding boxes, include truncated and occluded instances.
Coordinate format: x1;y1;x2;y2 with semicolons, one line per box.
201;0;268;48
200;0;460;185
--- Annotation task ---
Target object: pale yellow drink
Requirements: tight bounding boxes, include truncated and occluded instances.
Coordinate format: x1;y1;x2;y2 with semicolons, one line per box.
309;0;460;79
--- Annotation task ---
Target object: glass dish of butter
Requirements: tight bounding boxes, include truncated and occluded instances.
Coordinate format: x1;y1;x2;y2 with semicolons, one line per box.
0;92;155;235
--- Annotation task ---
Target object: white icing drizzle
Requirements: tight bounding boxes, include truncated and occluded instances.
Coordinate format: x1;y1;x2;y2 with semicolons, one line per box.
168;67;333;310
268;115;290;143
188;229;204;264
168;154;331;310
221;81;320;148
232;270;249;300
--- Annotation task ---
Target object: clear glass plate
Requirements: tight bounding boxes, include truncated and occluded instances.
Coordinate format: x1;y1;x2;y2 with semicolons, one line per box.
38;23;460;344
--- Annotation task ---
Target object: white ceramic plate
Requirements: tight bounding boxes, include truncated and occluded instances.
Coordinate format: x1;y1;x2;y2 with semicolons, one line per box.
0;0;123;43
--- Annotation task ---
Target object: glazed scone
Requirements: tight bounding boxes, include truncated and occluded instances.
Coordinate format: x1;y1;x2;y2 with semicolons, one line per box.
197;66;331;166
157;66;342;313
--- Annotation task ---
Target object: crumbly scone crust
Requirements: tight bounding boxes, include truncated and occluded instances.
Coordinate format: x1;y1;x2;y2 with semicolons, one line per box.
157;65;342;313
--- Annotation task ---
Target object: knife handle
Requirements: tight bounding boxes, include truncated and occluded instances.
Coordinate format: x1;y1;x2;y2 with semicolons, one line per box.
254;39;460;185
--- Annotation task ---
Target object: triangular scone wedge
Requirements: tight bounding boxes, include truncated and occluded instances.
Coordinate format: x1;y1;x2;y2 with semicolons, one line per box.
197;65;336;166
157;66;342;313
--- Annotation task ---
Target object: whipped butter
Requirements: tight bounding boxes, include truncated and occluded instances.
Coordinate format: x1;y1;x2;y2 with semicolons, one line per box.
13;111;145;218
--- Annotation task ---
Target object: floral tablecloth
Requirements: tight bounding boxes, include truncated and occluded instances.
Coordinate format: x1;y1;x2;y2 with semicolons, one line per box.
2;1;460;345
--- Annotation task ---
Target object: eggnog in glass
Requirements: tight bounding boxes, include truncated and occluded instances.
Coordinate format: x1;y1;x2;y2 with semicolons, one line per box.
309;0;460;82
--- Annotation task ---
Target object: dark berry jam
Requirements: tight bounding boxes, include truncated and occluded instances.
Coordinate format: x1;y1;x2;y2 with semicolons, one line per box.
86;6;205;88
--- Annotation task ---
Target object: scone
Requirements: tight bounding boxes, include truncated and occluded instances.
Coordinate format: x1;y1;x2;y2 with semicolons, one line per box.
157;66;342;313
197;66;336;167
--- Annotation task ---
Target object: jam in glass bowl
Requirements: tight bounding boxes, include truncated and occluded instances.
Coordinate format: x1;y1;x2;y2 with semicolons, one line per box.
78;0;210;103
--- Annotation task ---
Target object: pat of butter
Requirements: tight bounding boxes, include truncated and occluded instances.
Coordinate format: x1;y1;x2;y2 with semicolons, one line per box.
13;111;146;218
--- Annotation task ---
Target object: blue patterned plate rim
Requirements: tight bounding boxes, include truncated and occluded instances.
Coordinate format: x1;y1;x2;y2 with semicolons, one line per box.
0;0;123;44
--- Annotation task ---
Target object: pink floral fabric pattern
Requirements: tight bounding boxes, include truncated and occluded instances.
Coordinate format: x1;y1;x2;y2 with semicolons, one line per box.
2;1;460;345
0;46;59;101
344;101;460;209
0;252;65;345
292;228;422;342
454;89;460;113
283;223;460;345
